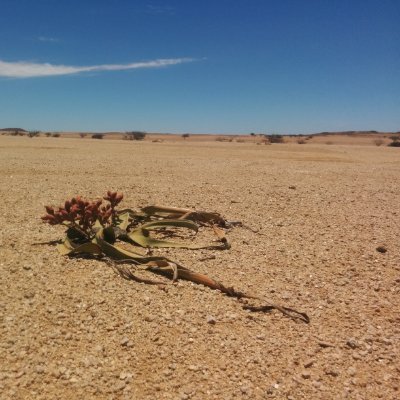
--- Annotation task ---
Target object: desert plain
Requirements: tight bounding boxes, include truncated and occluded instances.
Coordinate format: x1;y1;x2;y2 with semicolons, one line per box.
0;134;399;399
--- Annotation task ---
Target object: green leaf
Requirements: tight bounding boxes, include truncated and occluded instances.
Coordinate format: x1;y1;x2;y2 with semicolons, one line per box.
57;237;102;256
140;219;199;232
93;228;170;263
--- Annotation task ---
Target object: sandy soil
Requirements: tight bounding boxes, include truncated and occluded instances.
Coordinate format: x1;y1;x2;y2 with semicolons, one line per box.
0;135;399;399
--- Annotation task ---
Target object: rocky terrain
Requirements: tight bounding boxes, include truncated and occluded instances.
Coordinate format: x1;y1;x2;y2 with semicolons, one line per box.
0;135;399;399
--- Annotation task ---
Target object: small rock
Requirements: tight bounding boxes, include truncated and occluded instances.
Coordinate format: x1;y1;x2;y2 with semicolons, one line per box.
346;338;358;349
304;359;314;368
289;186;296;190
35;365;46;374
94;345;104;353
347;367;357;377
206;315;216;325
301;371;311;379
325;368;339;377
143;296;151;305
23;264;32;270
111;381;126;392
318;341;335;348
120;337;129;346
240;385;249;394
51;368;61;379
15;370;25;378
376;246;387;253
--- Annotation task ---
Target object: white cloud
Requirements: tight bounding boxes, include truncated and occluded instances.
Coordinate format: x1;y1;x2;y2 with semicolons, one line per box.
37;36;59;42
0;58;194;78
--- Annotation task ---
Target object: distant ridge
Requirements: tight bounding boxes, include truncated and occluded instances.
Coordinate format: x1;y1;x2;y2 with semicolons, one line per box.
312;130;394;136
0;128;27;132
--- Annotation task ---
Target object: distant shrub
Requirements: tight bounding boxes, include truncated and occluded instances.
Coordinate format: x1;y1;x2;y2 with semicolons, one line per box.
92;133;104;139
125;131;146;141
10;130;20;136
79;133;87;138
52;133;60;138
45;132;52;137
297;139;306;144
236;138;245;143
28;130;40;138
388;136;400;147
325;141;333;145
267;134;284;143
215;136;229;142
182;133;190;139
374;139;384;146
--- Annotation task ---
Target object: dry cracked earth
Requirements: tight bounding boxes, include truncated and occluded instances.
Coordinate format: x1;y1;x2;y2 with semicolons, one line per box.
0;135;399;399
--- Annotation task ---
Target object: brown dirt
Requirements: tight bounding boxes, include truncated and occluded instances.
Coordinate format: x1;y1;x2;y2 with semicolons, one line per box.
0;135;399;399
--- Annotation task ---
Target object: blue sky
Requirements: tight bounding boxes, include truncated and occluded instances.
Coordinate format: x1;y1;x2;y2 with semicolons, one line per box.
0;0;399;134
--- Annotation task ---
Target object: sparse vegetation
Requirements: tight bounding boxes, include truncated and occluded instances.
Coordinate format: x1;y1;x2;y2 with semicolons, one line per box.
267;134;284;143
182;133;190;139
45;132;52;137
79;133;87;138
28;130;40;138
125;131;146;141
215;136;229;142
52;133;60;138
388;136;400;147
40;191;309;323
374;139;384;146
92;133;104;139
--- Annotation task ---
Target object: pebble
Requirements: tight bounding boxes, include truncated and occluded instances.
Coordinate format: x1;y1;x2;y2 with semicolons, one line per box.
206;315;216;325
111;381;126;392
304;359;314;368
325;368;340;377
51;368;61;379
346;338;358;349
35;365;46;374
301;371;311;379
143;296;151;305
347;367;357;377
318;341;335;348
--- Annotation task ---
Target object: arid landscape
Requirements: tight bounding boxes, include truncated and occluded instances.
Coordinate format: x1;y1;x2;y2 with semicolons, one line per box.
0;133;399;399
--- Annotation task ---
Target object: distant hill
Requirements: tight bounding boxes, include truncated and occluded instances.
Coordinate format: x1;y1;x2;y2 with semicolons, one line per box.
312;130;392;136
0;128;27;132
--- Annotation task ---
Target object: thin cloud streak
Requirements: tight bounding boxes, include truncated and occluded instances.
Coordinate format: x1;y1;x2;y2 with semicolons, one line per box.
0;58;194;78
37;36;59;42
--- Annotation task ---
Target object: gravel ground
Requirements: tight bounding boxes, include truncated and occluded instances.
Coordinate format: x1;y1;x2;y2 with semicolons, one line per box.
0;135;399;399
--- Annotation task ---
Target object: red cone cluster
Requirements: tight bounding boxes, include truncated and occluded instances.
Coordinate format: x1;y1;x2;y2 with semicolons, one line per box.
41;191;124;233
